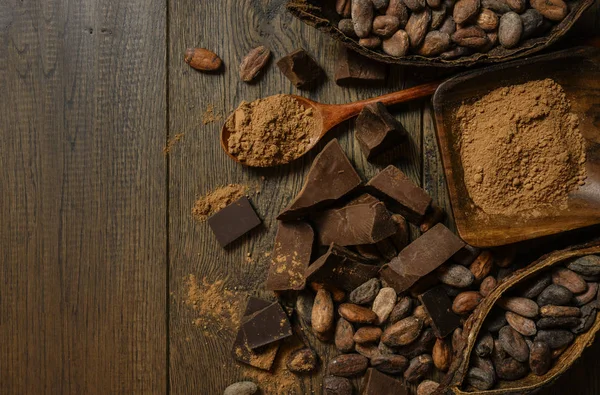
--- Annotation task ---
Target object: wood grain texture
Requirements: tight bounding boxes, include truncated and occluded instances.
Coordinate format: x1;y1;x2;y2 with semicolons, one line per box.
0;1;167;394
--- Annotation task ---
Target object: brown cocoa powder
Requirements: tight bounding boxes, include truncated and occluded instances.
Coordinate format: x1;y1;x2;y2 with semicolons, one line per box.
226;95;317;167
191;184;248;222
458;79;586;217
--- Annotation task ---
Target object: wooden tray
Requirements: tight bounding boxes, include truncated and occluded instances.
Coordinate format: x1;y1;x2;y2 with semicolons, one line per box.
433;47;600;247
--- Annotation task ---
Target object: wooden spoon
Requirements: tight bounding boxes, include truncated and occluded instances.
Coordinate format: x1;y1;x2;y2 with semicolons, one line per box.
220;81;441;167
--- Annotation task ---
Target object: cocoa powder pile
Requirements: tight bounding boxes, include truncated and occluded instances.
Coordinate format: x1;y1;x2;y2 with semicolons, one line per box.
191;184;248;222
458;79;587;217
226;95;317;167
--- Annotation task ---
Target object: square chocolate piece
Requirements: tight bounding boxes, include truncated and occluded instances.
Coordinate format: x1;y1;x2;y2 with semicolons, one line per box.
355;102;407;160
419;286;461;338
335;48;387;86
208;196;261;247
277;48;324;89
242;301;293;350
361;368;408;395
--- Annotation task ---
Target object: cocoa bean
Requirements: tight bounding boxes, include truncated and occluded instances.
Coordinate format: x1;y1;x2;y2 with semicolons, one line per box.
397;328;436;359
335;318;355;353
519;272;552;299
567;255;600;277
417;380;440;395
540;305;582;318
390;296;414;324
239;46;271;82
372;0;390;11
373;15;401;38
452;26;489;49
382;317;423;347
371;355;409;374
484;308;508;332
359;36;383;49
349;278;381;305
382;30;410;56
482;0;512;13
534;329;574;349
440;46;473;59
338;19;358;38
224;381;258;395
328;353;369;376
428;0;442;7
312;289;335;335
452;327;465;355
184;48;223;71
537;284;573;306
531;0;568;21
296;291;314;326
454;0;481;24
475;332;494;357
337;0;352;17
404;354;433;383
452;291;483;314
537;316;580;330
529;341;551;376
439;16;457;35
324;375;353;395
499;326;529;362
476;9;499;31
432;6;448;29
404;0;427;11
355;343;381;359
472;354;496;376
573;302;598;334
286;348;318;373
493;340;529;380
520;9;544;39
467;367;495;390
433;337;452;371
354;326;382;344
437;264;475;288
352;0;375;38
405;10;432;48
413;305;433;326
312;283;346;303
498;297;539;318
498;12;522;48
506;311;537;336
378;341;396;356
506;0;526;13
372;287;397;325
480;276;498;297
386;0;410;27
470;250;494;281
338;303;378;324
574;282;598;306
552;268;588;294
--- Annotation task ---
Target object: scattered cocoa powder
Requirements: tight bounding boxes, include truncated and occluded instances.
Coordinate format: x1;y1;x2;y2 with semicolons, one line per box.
458;79;587;217
203;104;223;125
226;95;317;167
191;184;248;222
163;133;184;154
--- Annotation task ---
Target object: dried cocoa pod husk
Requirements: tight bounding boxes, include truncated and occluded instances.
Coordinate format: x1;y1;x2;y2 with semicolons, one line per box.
440;242;600;394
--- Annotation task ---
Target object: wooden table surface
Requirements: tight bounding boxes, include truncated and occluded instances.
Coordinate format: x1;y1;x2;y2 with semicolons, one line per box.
1;1;600;394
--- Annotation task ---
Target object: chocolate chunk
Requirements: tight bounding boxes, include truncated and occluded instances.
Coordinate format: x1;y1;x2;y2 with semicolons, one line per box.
355;103;407;160
366;165;432;224
242;301;293;349
208;196;261;247
278;139;362;220
380;224;465;293
276;48;324;89
361;368;408;395
265;221;314;291
313;202;397;246
232;297;280;370
305;244;379;292
452;245;482;266
335;47;387;85
348;193;381;206
419;286;461;338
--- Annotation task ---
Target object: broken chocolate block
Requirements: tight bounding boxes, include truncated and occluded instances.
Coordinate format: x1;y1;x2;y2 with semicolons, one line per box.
420;204;446;233
366;165;432;224
419;286;461;338
347;193;381;206
265;221;314;291
232;297;280;370
390;214;410;251
313;202;397;246
355;102;407;160
335;48;387;86
208;196;261;247
305;244;379;292
276;48;324;89
361;368;408;395
380;224;465;293
278;139;362;220
242;301;293;350
452;244;482;266
375;238;397;261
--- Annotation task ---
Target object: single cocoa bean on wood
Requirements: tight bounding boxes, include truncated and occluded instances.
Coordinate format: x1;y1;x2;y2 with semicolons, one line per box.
359;36;383;49
467;367;495;390
372;287;397;325
324;375;353;395
328;353;369;376
417;31;451;57
387;0;410;27
224;381;258;395
335;318;355;353
529;341;552;376
470;250;494;281
454;0;481;24
312;289;334;335
567;255;600;277
437;264;475;288
499;325;529;362
480;276;498;297
537;284;573;306
540;305;582;318
534;329;574;349
371;355;409;374
382;317;423;347
352;0;375;38
417;380;440;395
574;282;598;306
498;297;539;318
350;278;381;305
404;354;433;383
536;316;580;330
338;303;378;324
506;311;537;336
498;12;523;49
452;291;483;314
519;272;552;299
185;48;223;71
382;30;410;56
433;337;452;371
552;268;588;294
397;328;436;359
475;332;494;357
405;10;432;48
404;0;427;11
286;348;318;373
390;296;413;323
373;15;401;38
354;326;382;344
452;27;489;49
531;0;568;21
239;46;271;82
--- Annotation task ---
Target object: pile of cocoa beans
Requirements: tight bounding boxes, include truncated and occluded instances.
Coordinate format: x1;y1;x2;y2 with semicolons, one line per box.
335;0;569;59
464;254;600;391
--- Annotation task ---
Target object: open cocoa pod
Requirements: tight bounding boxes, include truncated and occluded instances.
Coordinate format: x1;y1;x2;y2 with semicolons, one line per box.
286;0;594;67
437;240;600;394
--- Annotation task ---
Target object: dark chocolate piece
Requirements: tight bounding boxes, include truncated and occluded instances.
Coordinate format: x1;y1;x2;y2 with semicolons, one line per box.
380;224;465;293
276;48;324;89
231;297;280;370
278;139;362;220
242;301;293;350
355;103;407;160
208;196;261;247
390;214;410;251
376;238;397;261
335;48;387;86
347;193;381;206
452;244;482;266
420;204;446;233
361;368;408;395
313;202;397;246
419;286;461;338
265;221;314;291
305;244;379;292
366;165;432;224
355;244;384;261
